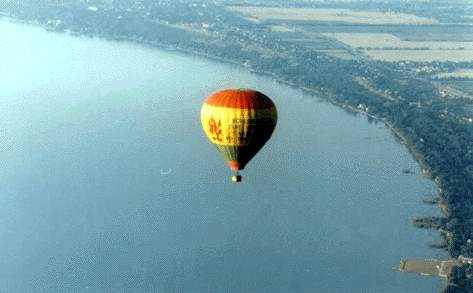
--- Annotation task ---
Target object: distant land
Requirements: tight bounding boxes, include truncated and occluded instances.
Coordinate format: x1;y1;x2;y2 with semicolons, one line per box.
2;0;473;291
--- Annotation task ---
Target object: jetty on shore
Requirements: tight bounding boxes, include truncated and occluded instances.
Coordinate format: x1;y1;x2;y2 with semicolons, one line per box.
399;256;473;278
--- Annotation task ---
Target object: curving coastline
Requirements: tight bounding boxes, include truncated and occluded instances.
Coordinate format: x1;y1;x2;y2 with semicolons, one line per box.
4;13;446;252
0;14;448;246
2;1;473;290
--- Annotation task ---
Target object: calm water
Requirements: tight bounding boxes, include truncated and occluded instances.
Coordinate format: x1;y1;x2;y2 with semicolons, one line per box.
1;19;443;292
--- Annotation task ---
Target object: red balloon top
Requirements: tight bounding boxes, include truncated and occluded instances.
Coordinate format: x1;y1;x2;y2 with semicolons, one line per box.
204;89;275;109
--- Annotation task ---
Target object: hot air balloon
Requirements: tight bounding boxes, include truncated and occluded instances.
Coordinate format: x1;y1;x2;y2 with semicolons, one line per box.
201;89;277;182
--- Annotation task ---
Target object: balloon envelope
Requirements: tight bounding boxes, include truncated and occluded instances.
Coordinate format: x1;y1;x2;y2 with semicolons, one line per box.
201;89;277;171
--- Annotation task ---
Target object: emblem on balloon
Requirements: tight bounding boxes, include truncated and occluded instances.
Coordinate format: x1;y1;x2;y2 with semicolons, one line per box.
208;117;223;142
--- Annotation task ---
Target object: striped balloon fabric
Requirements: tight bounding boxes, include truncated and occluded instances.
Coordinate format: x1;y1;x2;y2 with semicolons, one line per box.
201;89;277;181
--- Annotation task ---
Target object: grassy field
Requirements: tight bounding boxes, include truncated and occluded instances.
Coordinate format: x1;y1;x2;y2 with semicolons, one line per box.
436;69;473;79
313;49;354;60
393;32;473;42
364;49;473;62
228;6;439;25
229;6;473;62
270;25;295;32
273;29;355;59
322;33;473;62
323;33;473;50
442;80;473;96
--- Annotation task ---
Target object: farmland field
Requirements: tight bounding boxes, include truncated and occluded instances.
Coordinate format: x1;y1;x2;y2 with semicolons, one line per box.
228;6;473;62
270;25;295;32
436;69;473;79
393;32;473;42
228;6;439;25
364;49;473;62
316;49;354;60
323;33;473;50
442;80;473;96
282;24;473;35
270;27;355;59
321;33;473;62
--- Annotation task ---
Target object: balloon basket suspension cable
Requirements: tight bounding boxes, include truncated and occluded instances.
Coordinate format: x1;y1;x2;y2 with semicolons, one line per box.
232;171;242;183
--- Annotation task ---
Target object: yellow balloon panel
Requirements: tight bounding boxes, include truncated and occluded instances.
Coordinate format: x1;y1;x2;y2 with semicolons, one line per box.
201;104;277;147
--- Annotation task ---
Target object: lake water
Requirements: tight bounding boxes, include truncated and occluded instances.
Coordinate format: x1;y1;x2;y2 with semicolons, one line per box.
1;19;443;292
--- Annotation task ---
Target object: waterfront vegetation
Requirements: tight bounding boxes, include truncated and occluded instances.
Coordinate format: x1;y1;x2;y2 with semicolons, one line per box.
2;0;473;291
